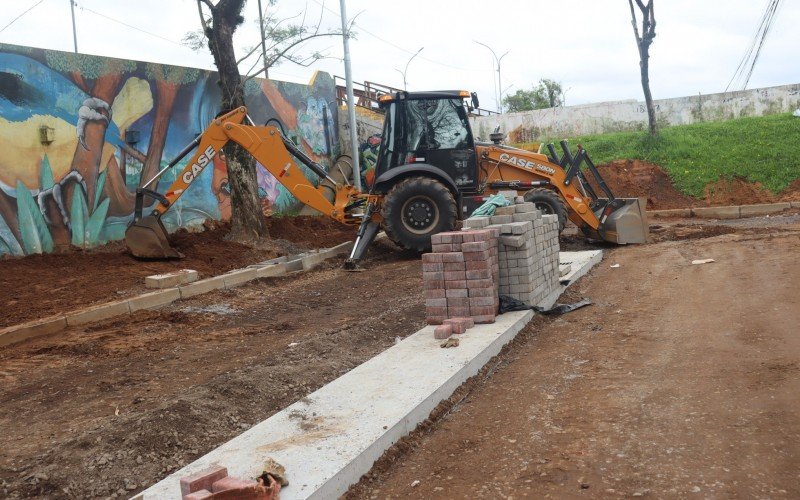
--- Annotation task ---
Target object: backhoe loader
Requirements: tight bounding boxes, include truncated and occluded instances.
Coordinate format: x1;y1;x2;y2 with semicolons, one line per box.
125;91;648;267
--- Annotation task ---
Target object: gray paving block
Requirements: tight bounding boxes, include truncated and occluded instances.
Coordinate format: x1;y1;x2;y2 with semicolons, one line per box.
490;214;513;225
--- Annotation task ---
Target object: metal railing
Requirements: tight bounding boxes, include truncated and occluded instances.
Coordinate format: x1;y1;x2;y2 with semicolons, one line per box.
334;77;499;116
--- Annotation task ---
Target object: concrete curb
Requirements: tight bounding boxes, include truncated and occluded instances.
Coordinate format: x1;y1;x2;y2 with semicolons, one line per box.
136;250;602;500
0;241;355;348
649;202;796;219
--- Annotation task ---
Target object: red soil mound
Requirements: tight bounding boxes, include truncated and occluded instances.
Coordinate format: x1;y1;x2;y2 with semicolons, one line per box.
589;160;696;210
0;217;356;327
593;160;800;210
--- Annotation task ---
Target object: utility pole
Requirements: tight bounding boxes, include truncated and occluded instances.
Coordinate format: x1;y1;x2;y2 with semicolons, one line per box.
257;0;269;78
474;41;508;113
395;47;423;91
339;0;361;191
69;0;78;53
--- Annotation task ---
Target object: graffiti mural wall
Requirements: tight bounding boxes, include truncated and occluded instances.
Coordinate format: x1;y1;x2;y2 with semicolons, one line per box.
0;43;339;256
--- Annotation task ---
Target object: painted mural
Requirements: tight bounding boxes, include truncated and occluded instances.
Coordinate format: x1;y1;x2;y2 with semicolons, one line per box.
0;43;339;256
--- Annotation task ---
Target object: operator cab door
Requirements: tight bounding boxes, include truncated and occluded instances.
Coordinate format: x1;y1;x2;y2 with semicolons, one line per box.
376;98;477;191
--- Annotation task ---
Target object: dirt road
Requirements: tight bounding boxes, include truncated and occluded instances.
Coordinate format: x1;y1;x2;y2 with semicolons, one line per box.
0;240;419;499
348;214;800;499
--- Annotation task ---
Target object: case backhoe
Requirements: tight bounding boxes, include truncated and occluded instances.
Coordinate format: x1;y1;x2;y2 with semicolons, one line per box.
125;91;648;267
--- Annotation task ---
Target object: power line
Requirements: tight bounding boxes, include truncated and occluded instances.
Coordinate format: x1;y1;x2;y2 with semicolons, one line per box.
726;0;783;91
75;1;184;46
308;0;485;72
0;0;46;34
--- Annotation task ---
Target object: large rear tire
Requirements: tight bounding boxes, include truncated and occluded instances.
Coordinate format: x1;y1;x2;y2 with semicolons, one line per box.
382;177;458;252
524;188;568;231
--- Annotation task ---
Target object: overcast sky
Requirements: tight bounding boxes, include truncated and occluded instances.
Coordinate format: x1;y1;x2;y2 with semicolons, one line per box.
2;0;798;111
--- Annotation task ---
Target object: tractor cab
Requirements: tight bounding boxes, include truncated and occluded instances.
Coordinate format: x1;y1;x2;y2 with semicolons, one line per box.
372;90;480;193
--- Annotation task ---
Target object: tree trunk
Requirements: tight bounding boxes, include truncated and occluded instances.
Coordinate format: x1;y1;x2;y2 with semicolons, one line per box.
207;1;268;240
639;43;657;136
139;80;181;187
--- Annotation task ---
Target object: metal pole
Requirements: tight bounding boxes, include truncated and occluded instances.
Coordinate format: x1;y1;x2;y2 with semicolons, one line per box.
474;41;508;114
69;0;78;53
497;51;508;113
257;0;269;79
339;0;361;191
402;47;423;91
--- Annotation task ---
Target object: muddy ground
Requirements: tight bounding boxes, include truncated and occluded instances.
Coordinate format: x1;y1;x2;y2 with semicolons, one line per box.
0;217;355;327
347;212;800;499
0;236;419;499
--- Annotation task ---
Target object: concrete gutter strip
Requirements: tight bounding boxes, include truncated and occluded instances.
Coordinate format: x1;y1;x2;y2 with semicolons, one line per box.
136;250;602;500
650;202;796;219
0;242;354;348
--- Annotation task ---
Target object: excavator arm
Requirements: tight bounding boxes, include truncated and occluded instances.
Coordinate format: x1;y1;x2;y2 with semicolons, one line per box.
126;107;362;259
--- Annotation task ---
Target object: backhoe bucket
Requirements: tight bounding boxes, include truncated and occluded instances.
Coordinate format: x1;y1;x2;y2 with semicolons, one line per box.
125;215;183;259
597;197;649;244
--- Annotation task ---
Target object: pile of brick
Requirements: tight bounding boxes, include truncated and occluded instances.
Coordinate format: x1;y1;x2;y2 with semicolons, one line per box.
423;228;500;333
463;200;561;307
180;466;282;499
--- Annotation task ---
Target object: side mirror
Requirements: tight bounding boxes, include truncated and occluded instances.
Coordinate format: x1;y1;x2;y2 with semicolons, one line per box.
471;92;480;109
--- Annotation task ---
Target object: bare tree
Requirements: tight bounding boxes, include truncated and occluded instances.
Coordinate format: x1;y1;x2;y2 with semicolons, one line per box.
628;0;657;136
193;0;342;241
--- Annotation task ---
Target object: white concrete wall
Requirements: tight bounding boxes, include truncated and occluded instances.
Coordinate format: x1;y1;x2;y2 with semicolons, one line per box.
470;83;800;143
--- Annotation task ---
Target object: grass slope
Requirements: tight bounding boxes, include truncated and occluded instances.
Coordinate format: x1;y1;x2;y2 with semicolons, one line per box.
542;113;800;197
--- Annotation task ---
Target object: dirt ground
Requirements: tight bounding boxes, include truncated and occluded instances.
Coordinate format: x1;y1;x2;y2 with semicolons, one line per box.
0;236;419;499
347;213;800;499
594;160;800;210
0;217;355;327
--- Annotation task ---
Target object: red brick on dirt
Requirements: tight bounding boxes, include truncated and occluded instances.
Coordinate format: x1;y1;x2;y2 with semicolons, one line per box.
180;466;228;497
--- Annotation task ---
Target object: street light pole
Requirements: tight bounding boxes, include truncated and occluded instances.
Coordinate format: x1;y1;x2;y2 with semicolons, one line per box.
257;0;269;79
395;46;423;90
474;41;509;113
69;0;78;53
339;0;361;191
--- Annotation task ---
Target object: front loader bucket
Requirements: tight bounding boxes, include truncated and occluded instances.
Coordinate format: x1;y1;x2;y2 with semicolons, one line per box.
125;215;183;259
598;197;649;244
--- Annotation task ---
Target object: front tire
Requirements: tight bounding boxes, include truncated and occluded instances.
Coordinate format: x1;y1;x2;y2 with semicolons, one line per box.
382;177;458;252
524;188;568;231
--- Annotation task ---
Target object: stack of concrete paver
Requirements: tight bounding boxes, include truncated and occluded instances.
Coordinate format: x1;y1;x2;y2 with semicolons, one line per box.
463;200;561;307
423;228;500;332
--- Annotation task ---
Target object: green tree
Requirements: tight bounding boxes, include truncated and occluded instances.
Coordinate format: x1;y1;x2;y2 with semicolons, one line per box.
192;0;343;241
502;79;564;112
